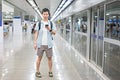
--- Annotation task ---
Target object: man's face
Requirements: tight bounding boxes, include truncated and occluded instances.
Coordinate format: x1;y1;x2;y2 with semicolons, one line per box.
42;12;49;19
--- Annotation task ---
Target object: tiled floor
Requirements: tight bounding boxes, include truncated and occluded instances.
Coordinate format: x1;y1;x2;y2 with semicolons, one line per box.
0;32;109;80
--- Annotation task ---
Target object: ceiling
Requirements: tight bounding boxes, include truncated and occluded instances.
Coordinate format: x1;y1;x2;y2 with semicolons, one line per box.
4;0;61;18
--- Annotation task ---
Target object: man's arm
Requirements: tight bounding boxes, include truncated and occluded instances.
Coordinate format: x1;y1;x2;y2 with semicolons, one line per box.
34;31;38;50
49;22;56;35
34;31;38;43
45;25;56;35
34;22;39;50
50;30;56;35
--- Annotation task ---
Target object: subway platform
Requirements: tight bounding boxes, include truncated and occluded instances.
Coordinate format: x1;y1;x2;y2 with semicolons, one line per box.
0;31;109;80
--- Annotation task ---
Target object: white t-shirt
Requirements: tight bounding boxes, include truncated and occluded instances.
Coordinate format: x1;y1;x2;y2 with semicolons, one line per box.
41;21;48;45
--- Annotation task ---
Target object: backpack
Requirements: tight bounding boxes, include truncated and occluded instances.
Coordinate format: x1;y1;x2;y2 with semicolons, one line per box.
39;21;53;30
38;21;53;40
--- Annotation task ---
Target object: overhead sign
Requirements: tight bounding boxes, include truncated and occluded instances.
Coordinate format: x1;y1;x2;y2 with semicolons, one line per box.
14;16;21;19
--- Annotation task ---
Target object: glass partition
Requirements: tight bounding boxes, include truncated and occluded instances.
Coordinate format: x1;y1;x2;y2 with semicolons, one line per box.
73;12;87;33
72;11;88;58
105;1;120;40
104;42;120;80
65;17;71;43
104;1;120;80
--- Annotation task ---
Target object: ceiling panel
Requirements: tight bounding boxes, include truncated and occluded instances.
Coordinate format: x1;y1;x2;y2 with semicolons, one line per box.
4;0;36;15
4;0;62;18
50;0;61;16
35;0;50;10
35;0;62;16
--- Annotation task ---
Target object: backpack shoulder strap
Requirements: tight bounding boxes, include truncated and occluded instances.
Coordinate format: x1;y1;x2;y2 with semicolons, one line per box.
39;21;41;30
50;21;53;30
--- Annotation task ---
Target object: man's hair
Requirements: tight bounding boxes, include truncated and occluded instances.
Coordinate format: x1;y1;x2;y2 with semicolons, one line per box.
41;8;50;16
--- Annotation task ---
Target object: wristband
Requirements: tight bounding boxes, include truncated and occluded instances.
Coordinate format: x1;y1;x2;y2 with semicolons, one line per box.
49;30;52;32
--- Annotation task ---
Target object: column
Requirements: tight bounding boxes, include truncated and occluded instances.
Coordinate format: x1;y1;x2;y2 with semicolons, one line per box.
0;0;4;65
0;0;3;43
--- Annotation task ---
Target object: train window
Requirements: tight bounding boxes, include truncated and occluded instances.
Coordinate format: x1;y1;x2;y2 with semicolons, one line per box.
73;11;88;33
105;1;120;40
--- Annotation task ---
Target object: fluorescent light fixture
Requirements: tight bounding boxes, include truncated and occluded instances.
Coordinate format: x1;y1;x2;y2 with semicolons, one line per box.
28;0;36;7
36;9;43;19
40;14;43;19
36;10;40;14
59;0;66;7
113;16;116;18
51;0;74;21
106;13;109;15
34;7;38;10
26;0;43;19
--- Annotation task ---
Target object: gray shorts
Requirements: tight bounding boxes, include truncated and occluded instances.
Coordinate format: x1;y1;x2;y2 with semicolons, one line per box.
37;45;53;57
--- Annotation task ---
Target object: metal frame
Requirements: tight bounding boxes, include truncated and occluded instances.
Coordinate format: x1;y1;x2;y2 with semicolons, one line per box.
103;0;120;73
96;7;99;68
91;7;97;64
98;5;105;71
102;3;106;73
86;9;91;61
90;5;105;71
90;0;120;72
104;0;120;42
70;15;74;46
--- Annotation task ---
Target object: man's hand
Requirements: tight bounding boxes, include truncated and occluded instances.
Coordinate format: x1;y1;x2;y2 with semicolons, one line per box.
51;30;56;35
34;42;37;50
45;26;56;35
45;26;50;31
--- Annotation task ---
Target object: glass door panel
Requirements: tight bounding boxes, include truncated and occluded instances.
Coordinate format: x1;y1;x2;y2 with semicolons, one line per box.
90;6;104;69
97;6;104;68
91;8;98;63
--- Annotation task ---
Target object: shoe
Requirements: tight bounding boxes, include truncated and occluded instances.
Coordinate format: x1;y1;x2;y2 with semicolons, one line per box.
35;72;42;78
49;72;53;77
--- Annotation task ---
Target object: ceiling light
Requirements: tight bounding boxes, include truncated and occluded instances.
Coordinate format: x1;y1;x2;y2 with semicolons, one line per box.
51;0;74;21
106;13;110;15
34;7;38;10
26;0;43;19
36;10;43;19
28;0;36;7
59;0;66;7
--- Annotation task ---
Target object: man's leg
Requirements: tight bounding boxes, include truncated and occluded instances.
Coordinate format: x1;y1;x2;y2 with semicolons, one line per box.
36;56;42;72
47;57;52;72
48;57;53;77
46;47;53;77
36;47;44;78
35;56;42;78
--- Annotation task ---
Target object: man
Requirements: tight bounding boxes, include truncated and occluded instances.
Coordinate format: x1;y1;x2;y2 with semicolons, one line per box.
34;8;56;78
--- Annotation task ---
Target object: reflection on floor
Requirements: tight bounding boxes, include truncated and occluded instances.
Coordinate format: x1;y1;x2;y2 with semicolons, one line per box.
0;32;109;80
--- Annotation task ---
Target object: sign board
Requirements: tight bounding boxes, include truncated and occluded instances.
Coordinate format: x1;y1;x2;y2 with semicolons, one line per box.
13;16;22;35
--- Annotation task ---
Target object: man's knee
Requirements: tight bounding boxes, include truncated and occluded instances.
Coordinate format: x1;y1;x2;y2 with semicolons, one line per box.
48;57;52;61
37;56;42;62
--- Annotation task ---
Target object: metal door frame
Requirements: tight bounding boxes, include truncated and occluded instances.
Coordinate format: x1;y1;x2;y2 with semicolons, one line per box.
90;5;105;71
103;0;120;73
90;7;99;66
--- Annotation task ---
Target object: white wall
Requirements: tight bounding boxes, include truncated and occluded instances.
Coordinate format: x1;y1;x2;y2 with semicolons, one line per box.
13;17;22;35
3;1;14;13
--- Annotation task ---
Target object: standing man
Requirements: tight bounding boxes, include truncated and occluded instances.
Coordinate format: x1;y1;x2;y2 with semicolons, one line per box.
34;8;56;78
